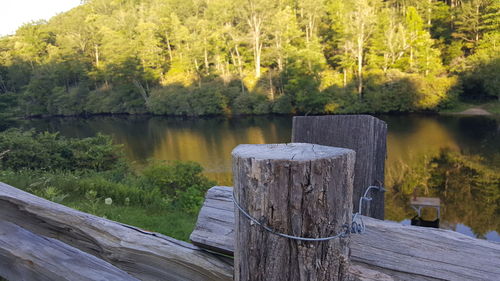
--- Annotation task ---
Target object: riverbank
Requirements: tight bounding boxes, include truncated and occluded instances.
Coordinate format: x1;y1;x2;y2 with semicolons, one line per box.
440;101;500;115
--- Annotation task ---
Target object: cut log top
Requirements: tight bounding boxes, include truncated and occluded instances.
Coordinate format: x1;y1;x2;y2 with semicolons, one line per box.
232;143;355;161
232;143;355;281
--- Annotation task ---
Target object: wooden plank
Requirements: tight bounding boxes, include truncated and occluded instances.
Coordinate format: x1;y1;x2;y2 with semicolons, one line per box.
0;182;233;281
410;197;441;207
191;186;500;281
191;185;235;256
292;115;387;219
232;144;355;281
0;221;139;281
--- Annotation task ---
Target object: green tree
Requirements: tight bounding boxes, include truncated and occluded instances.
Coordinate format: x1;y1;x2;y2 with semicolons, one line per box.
453;0;493;51
240;0;275;78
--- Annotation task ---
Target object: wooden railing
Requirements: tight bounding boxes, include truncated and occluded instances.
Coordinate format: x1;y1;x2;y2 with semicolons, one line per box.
1;116;499;281
0;182;232;281
191;186;500;281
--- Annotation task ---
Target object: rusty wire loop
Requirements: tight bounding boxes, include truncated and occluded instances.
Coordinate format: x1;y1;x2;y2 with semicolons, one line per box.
232;185;385;241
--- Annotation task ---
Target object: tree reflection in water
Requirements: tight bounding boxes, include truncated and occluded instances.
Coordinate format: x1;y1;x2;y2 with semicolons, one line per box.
386;148;499;240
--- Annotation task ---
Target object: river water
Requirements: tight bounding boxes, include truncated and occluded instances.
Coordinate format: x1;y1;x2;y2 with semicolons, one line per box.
24;114;500;242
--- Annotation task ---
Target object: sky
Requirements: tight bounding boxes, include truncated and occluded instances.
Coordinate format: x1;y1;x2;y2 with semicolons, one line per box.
0;0;82;36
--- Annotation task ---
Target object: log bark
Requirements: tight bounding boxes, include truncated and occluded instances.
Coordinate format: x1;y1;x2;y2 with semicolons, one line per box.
0;182;232;281
0;221;139;281
232;143;356;281
191;186;500;281
292;115;387;219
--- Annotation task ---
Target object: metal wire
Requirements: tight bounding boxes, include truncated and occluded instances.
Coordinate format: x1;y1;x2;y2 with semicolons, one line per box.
232;185;384;241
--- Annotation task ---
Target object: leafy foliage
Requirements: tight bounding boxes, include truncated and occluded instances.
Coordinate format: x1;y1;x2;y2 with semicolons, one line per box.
0;129;125;171
385;148;500;237
140;161;215;213
0;129;215;217
0;0;498;115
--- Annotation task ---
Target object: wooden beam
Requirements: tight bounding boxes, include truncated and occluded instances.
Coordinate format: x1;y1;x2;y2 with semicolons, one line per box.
232;143;355;281
0;221;139;281
191;186;500;281
0;182;233;281
292;115;387;219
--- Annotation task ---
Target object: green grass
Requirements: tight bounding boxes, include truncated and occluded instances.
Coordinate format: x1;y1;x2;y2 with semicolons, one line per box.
482;101;500;114
0;176;198;241
65;199;197;240
0;166;208;242
0;130;214;243
440;100;500;114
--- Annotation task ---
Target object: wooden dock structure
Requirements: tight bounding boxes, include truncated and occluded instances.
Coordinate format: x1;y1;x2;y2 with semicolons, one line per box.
191;186;500;281
1;115;499;280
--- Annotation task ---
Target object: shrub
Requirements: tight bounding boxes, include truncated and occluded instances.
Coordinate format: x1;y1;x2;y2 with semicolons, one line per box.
0;130;215;213
0;129;126;172
271;94;294;114
0;92;19;131
231;93;268;115
140;161;215;213
362;70;459;113
149;84;227;116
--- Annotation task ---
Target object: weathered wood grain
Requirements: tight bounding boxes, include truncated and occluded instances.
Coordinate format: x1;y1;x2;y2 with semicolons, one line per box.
0;221;139;281
0;182;232;281
190;184;236;256
232;143;356;281
191;186;500;281
292;115;387;219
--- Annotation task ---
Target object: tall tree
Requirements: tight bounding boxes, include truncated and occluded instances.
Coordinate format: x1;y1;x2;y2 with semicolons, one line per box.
240;0;274;78
347;0;379;97
453;0;493;51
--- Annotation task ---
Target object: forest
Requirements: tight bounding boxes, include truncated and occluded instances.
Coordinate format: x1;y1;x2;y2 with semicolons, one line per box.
0;0;498;118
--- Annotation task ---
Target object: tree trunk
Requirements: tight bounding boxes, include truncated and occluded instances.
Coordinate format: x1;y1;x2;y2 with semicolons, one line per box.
255;40;261;78
357;35;363;98
233;143;355;281
343;68;347;88
166;36;173;62
428;0;432;26
410;46;414;70
204;45;209;75
0;74;8;93
94;44;100;67
233;45;245;93
268;69;274;100
132;79;149;104
248;14;262;78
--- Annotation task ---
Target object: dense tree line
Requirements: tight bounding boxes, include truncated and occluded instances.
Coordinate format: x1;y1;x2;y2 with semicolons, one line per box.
0;0;498;117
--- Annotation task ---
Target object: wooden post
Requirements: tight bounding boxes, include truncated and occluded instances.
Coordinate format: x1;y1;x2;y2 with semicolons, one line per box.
232;143;355;281
292;115;387;219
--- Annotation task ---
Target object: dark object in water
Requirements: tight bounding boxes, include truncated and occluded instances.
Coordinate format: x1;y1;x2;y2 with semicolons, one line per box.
411;215;440;228
410;195;441;228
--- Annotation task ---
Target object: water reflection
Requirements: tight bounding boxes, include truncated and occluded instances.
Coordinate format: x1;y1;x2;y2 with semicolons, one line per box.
23;114;499;242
